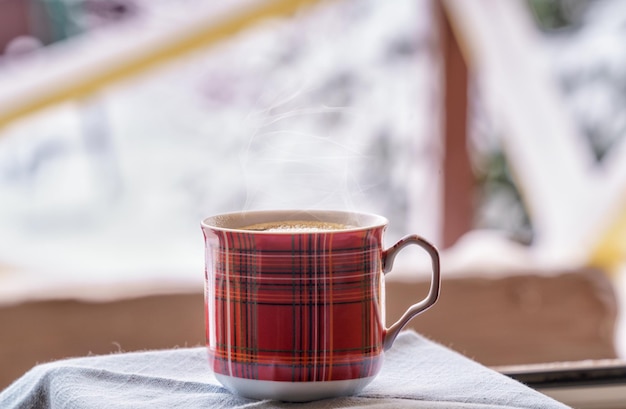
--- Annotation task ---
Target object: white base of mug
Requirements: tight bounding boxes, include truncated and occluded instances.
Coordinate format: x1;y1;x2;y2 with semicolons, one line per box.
215;373;376;402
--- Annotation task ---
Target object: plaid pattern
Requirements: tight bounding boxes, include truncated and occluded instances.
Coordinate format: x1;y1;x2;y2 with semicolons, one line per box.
203;228;386;382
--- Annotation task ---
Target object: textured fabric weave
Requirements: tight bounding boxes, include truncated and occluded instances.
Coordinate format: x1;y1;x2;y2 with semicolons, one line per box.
0;331;570;408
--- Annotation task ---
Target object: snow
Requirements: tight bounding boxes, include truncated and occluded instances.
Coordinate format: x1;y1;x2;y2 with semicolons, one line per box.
0;0;440;285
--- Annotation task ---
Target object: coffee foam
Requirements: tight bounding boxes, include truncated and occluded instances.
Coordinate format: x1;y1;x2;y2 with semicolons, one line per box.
241;220;353;232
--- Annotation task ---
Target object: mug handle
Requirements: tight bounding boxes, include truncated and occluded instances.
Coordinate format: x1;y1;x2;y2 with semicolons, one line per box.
382;235;441;350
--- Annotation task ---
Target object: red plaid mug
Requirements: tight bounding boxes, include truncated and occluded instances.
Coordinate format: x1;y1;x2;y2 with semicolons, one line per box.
201;210;440;401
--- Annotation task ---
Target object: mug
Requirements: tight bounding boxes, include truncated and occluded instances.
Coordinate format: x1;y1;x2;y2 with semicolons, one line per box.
201;209;440;401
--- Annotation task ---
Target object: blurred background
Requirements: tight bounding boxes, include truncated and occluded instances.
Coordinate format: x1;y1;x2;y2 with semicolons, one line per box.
0;0;440;282
1;0;626;404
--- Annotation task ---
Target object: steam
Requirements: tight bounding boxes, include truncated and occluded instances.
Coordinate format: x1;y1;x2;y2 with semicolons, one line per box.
238;86;373;214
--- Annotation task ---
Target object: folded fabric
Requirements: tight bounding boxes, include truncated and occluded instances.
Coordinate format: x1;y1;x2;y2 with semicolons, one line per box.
0;331;569;408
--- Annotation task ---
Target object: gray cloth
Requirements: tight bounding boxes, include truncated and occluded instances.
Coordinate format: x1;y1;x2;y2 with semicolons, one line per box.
0;331;569;408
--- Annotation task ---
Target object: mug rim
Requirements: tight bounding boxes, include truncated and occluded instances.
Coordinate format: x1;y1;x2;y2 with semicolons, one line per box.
201;209;388;234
